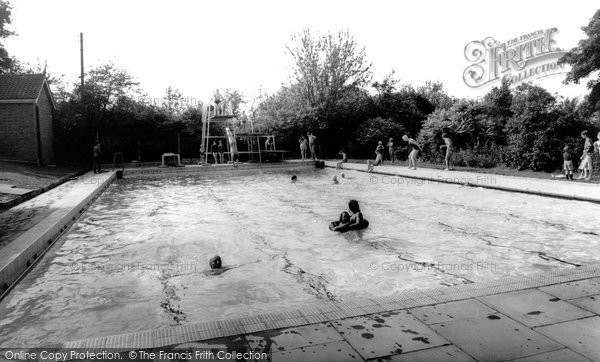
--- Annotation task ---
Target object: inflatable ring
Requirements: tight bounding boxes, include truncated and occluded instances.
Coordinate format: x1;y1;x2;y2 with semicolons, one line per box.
330;219;369;232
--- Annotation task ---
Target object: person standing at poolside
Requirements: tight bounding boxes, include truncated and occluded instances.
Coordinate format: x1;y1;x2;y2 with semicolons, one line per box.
387;138;394;163
579;130;593;180
299;136;308;161
402;135;421;170
211;140;219;164
218;140;225;164
337;149;348;169
93;141;102;173
441;132;453;170
375;141;385;165
563;145;574;180
308;132;317;160
199;144;205;165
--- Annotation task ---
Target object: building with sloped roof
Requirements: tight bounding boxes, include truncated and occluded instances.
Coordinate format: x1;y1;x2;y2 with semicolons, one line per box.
0;74;55;165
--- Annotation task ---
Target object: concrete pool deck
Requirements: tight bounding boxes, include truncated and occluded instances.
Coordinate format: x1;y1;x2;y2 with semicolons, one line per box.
60;264;600;361
325;161;600;203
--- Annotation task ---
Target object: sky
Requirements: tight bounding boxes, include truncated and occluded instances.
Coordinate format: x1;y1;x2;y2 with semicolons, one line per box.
4;0;599;104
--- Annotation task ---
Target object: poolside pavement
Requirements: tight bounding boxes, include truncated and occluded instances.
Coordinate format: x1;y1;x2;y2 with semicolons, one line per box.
326;161;600;203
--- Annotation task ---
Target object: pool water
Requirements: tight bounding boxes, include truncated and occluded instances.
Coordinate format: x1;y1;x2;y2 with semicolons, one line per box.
1;168;600;346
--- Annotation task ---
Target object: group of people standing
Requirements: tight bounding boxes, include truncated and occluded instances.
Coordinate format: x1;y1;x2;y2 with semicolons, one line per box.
563;130;600;180
299;132;318;161
364;133;454;172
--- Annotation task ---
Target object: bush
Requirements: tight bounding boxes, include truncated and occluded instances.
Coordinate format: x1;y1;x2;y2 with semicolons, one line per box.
452;142;504;168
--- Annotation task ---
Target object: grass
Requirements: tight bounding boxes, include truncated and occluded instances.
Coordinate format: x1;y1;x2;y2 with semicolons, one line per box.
0;161;85;189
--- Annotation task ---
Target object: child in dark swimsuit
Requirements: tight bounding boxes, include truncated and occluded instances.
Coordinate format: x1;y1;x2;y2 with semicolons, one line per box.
348;200;369;230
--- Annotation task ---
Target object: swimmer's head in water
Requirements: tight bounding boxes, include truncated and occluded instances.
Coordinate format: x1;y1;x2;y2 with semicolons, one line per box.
341;173;346;178
340;211;350;223
333;175;338;183
209;255;222;269
291;175;297;182
348;199;360;213
402;135;409;142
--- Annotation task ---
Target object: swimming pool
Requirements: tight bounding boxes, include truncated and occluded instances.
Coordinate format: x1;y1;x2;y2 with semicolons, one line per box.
1;168;600;346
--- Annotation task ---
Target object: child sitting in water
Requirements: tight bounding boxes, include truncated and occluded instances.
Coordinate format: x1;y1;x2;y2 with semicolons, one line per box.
329;211;351;231
330;200;369;232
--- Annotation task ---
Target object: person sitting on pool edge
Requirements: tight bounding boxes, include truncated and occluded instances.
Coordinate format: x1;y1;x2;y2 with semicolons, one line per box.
329;211;351;231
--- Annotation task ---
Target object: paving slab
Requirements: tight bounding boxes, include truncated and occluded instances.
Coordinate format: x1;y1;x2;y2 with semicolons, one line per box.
510;348;592;362
568;294;600;314
385;345;476;361
168;336;252;361
535;316;600;362
478;289;594;327
331;310;448;360
245;323;343;353
539;278;600;300
409;299;496;325
270;340;361;362
429;312;562;361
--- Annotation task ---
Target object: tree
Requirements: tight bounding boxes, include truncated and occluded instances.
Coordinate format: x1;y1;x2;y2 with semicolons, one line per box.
559;9;600;110
0;0;16;73
84;61;140;111
287;29;372;109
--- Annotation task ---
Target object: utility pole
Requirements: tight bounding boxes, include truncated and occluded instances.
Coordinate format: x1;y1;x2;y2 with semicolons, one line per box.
80;32;84;91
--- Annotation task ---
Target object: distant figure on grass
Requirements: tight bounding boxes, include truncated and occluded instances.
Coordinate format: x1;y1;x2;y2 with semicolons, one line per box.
211;141;219;164
308;132;317;160
402;135;421;170
367;142;384;172
579;130;593;180
441;132;454;170
337;149;348;169
93;141;102;174
387;138;395;162
299;136;308;161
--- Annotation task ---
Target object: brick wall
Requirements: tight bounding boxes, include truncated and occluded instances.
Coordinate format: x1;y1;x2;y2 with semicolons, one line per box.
0;103;36;162
38;86;55;164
